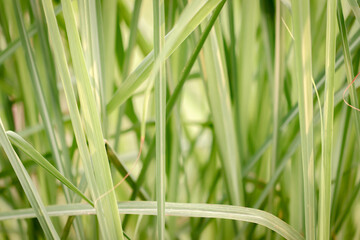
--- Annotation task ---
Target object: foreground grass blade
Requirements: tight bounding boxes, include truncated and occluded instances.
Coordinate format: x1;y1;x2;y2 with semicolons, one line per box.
0;202;304;240
106;0;222;113
291;0;316;239
153;0;166;238
7;131;93;206
78;0;107;135
319;0;337;239
59;0;124;238
40;0;123;239
0;119;59;239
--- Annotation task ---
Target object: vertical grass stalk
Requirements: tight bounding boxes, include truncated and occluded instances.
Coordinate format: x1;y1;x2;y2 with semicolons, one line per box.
319;0;337;239
269;0;282;216
291;0;316;239
153;0;166;238
237;0;258;159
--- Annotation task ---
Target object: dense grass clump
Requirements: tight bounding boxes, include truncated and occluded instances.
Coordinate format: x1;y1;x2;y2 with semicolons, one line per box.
0;0;360;239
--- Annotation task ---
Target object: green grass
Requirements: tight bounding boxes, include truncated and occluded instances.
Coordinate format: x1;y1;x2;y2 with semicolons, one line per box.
292;1;315;238
1;0;360;239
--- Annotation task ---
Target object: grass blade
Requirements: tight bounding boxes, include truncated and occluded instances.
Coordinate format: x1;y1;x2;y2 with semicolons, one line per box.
0;202;304;240
319;0;337;239
58;0;124;238
78;0;107;135
40;0;123;238
153;0;166;238
291;0;316;239
122;0;143;79
102;0;117;104
236;0;259;159
268;0;283;221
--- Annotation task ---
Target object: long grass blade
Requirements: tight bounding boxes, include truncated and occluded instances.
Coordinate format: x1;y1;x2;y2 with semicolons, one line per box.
153;0;166;238
0;202;304;240
40;0;123;238
78;0;107;135
319;0;337;239
58;0;124;238
291;0;316;239
236;0;259;159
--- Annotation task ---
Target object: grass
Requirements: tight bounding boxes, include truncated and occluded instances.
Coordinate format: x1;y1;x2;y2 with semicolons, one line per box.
153;0;166;238
292;1;315;238
319;0;337;239
0;0;360;239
